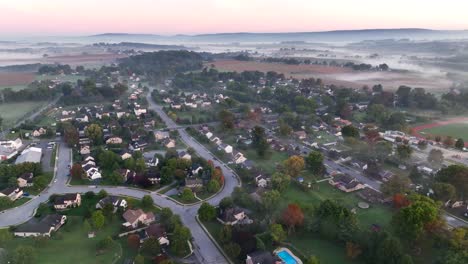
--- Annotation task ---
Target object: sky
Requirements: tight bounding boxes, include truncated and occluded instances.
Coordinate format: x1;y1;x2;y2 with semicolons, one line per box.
1;0;468;36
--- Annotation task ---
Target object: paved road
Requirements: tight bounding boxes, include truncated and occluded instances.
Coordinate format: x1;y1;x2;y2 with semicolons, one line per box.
1;89;237;264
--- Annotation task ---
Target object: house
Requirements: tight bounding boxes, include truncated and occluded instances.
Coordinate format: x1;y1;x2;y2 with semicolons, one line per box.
15;147;42;164
154;131;170;141
211;137;222;145
96;196;128;212
120;151;133;160
178;151;191;160
205;131;213;139
122;209;155;228
163;138;176;149
294;131;307;140
17;172;34;187
106;137;123;145
32;128;47;137
219;144;233;154
255;175;269;188
144;223;170;246
245;251;279;264
118;169;136;182
83;164;102;180
145;171;161;184
233;151;247;164
145;157;159;167
329;174;366;193
80;145;91;155
218;207;253;225
185;177;203;190
53;193;81;210
0;187;23;201
191;165;203;176
14;214;67;237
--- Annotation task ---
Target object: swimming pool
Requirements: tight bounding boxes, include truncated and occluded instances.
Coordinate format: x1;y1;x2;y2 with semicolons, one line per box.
277;250;297;264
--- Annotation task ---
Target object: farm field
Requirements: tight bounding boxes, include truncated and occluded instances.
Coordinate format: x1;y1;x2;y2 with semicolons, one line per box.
0;72;36;91
0;101;47;127
208;60;452;91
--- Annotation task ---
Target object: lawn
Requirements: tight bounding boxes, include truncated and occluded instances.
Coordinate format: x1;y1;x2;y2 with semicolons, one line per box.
281;182;393;229
244;149;289;174
0;101;47;127
288;234;362;264
4;216;122;264
419;123;468;142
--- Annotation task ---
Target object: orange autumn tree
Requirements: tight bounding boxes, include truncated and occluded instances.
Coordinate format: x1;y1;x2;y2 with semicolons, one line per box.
212;166;225;186
393;194;410;209
282;203;304;234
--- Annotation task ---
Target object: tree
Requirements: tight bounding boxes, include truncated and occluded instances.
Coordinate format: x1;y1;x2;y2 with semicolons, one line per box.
180;188;195;202
141;237;161;256
282;203;304;234
381;174;411;196
219;197;233;210
134;255;145;264
198;202;216;221
443;136;455;147
455;138;465;150
97;189;108;199
283;155;305;178
91;211;105;229
428;149;444;166
341;125;360;138
97;236;114;250
171;225;191;256
271;172;290;192
127;234;140;249
223;242;241;258
102;203;115;220
393;194;440;240
436;165;468;199
251;126;270;157
433;182;456;202
305;151;325;175
206;179;220;193
12;245;36;264
141;195;154;210
218;109;235;130
64;125;79;147
32;176;48;191
346;242;362;260
70;163;85;180
375;236;412;264
85;124;103;145
374;141;393;161
270;224;286;243
261;190;281;213
107;171;124;185
396;144;412;160
219;225;232;244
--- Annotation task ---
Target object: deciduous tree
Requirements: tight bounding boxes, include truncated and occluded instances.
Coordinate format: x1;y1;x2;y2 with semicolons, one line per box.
283;155;305;178
282;203;304;234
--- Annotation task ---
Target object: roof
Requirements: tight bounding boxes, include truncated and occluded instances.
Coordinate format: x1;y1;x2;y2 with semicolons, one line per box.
146;223;166;238
0;187;19;195
247;251;277;264
54;193;79;205
18;172;34;182
123;209;154;224
221;207;244;222
15;147;42;164
15;214;64;234
98;196;124;207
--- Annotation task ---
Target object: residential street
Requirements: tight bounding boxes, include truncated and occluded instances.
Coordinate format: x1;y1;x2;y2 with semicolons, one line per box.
0;89;238;264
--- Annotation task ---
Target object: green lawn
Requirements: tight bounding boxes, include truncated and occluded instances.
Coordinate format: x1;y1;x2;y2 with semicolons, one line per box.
36;74;85;83
281;182;393;229
0;101;47;127
4;216;122;264
420;123;468;142
288;234;361;264
244;149;289;174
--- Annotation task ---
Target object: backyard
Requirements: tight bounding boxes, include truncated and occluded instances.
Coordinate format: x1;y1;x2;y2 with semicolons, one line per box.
3;216;122;264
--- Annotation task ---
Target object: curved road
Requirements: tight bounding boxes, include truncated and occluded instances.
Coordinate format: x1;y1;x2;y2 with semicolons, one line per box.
0;88;240;264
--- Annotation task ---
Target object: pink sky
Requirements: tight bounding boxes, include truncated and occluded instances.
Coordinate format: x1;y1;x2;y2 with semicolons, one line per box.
1;0;467;35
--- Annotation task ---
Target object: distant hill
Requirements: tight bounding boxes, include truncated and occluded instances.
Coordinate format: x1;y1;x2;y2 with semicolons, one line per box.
91;42;190;50
86;28;468;43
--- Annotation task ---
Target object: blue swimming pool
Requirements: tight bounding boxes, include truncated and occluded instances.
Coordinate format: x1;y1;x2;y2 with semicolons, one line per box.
277;250;297;264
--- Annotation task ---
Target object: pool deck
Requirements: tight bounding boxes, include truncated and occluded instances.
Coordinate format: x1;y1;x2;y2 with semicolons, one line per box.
274;247;303;264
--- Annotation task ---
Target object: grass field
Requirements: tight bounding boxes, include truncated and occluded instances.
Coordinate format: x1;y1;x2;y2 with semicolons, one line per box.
281;182;393;229
419;123;468;142
3;216;121;264
0;101;47;127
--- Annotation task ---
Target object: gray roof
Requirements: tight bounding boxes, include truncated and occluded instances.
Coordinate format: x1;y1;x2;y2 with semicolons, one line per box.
15;214;64;234
15;147;42;164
